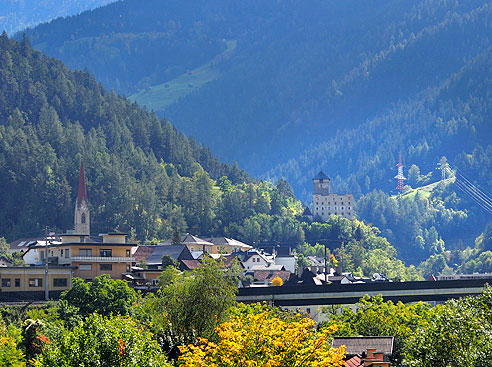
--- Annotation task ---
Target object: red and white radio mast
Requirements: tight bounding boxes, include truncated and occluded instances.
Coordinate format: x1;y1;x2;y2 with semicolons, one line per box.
395;152;406;192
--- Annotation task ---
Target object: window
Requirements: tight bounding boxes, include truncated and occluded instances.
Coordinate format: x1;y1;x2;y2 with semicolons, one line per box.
100;249;112;257
81;213;86;224
29;278;43;287
100;264;112;271
2;278;11;287
65;249;70;258
53;278;68;287
126;264;131;272
61;249;63;256
126;250;131;257
79;264;92;271
40;250;45;260
79;249;92;257
15;278;20;287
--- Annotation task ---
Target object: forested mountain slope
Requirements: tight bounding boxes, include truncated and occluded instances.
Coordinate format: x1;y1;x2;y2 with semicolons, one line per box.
20;0;492;178
0;0;116;35
268;46;492;261
0;34;251;241
269;46;492;200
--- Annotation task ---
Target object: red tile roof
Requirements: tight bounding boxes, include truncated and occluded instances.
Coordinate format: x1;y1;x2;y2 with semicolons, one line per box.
133;246;154;263
181;259;201;270
345;356;363;367
254;270;292;282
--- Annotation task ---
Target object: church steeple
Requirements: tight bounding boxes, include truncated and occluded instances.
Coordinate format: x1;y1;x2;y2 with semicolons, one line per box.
74;160;90;235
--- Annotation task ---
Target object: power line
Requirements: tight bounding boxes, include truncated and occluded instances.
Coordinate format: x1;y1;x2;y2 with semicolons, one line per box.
449;163;492;201
453;179;492;215
445;164;492;213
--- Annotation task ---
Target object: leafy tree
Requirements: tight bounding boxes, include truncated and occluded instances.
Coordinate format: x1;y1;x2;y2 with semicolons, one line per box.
140;257;237;359
0;314;25;367
161;254;177;269
0;237;8;254
403;286;492;367
36;314;170;367
59;275;137;317
323;295;431;365
179;303;346;367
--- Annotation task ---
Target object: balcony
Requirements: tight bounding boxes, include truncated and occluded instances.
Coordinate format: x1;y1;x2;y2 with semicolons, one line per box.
71;256;134;262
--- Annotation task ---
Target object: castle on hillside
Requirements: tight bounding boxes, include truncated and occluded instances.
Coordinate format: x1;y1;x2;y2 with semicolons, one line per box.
311;171;354;221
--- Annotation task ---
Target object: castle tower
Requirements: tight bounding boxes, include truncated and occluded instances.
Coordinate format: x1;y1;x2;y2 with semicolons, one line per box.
312;170;354;221
313;171;330;195
74;161;90;235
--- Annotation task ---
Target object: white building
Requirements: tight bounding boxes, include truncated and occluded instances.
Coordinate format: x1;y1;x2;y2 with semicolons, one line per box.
312;171;354;221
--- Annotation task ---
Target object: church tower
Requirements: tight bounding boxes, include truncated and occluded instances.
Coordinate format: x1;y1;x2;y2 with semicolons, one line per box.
74;161;90;235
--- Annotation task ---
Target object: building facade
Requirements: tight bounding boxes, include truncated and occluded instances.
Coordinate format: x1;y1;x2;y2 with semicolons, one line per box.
51;232;134;281
0;266;73;297
312;171;355;221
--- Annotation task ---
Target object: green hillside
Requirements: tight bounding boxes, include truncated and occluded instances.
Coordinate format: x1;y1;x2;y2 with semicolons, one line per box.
130;40;236;112
392;178;455;200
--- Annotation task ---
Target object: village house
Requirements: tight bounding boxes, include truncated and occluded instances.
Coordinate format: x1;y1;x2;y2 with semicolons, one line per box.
0;266;73;300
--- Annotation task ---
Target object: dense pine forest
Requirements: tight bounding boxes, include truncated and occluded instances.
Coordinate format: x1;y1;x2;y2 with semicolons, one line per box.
0;33;248;242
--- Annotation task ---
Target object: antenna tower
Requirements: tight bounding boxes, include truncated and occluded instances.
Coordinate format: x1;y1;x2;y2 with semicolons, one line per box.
395;152;406;193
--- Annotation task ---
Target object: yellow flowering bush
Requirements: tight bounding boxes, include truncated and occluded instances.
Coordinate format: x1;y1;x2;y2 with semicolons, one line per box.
179;305;345;367
271;276;283;286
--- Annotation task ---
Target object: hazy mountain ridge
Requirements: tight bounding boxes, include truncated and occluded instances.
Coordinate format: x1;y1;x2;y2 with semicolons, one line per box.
268;45;492;200
22;0;492;174
0;0;116;35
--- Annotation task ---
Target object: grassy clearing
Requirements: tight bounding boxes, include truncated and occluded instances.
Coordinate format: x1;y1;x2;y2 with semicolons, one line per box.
130;40;237;112
392;177;455;200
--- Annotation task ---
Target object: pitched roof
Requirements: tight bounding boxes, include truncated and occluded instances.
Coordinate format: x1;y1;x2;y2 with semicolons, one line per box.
9;237;60;252
221;254;245;268
134;245;192;265
345;355;363;367
160;234;213;246
313;170;330;180
254;270;292;282
181;234;213;246
180;259;201;271
205;236;253;250
332;337;394;356
133;246;154;263
77;160;88;205
251;264;285;271
302;206;313;216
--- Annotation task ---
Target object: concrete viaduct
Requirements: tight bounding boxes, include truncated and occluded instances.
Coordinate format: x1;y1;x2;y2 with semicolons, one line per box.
237;279;492;306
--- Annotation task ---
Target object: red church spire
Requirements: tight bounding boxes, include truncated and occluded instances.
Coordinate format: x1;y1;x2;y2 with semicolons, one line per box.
77;160;88;205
